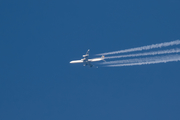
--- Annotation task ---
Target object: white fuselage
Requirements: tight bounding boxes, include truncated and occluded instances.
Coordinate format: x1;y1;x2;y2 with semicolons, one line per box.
70;57;103;63
70;49;104;67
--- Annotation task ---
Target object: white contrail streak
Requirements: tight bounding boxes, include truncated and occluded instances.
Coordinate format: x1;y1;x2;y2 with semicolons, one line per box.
104;48;180;59
105;54;180;67
102;54;180;64
97;40;180;56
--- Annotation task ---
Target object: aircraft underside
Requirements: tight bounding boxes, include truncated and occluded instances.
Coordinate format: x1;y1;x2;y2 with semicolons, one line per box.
70;49;104;68
84;61;93;67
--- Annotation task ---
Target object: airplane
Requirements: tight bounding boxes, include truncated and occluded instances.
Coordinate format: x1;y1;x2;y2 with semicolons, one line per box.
70;49;105;67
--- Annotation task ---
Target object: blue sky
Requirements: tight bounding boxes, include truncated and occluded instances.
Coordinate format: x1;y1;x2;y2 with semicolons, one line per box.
1;0;180;120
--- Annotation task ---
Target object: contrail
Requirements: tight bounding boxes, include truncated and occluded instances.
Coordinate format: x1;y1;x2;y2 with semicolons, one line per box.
102;54;180;64
97;40;180;56
105;54;180;67
104;48;180;59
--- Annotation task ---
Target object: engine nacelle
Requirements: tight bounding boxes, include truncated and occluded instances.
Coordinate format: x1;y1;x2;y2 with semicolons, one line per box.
83;55;87;57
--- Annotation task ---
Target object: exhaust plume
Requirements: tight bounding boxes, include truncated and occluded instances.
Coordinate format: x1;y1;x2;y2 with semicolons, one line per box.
97;40;180;56
105;54;180;67
104;48;180;59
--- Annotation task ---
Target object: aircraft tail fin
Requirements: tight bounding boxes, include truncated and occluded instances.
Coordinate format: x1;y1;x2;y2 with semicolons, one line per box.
101;55;106;62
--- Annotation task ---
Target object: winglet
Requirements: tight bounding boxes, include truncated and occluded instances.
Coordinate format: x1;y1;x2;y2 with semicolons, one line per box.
86;49;90;54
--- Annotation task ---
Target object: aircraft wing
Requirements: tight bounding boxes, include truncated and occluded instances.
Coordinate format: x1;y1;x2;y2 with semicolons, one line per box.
86;49;90;54
70;60;83;63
